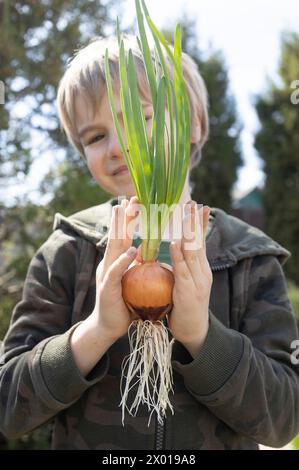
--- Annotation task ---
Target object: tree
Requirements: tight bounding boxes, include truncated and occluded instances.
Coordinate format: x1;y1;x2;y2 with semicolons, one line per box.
0;0;121;187
254;32;299;286
0;0;123;449
0;0;122;336
0;6;244;448
40;158;109;216
0;0;122;339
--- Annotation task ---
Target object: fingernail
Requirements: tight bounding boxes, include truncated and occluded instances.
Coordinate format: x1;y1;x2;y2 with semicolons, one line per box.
127;204;139;217
184;203;191;215
126;246;137;256
171;240;180;250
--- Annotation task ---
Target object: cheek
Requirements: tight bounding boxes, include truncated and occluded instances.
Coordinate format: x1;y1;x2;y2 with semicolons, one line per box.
85;150;112;191
85;148;103;175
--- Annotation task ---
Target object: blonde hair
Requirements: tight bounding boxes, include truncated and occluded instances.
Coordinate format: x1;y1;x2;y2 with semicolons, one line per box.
57;34;209;171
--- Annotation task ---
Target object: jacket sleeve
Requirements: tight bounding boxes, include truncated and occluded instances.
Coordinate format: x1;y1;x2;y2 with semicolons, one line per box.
172;255;299;447
0;229;109;439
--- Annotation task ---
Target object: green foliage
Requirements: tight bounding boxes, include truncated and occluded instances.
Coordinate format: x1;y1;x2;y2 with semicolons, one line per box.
105;0;191;260
292;434;299;450
192;52;243;211
0;424;52;450
0;295;15;340
169;17;243;212
0;0;119;449
0;0;121;184
287;280;299;450
254;33;299;286
40;159;109;217
0;203;52;336
288;280;299;329
0;3;246;451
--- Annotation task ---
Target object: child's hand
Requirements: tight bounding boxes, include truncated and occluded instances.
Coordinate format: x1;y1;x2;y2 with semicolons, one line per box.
167;202;212;357
93;197;139;342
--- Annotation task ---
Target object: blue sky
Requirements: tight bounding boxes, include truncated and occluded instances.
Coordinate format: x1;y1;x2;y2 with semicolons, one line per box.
2;0;299;204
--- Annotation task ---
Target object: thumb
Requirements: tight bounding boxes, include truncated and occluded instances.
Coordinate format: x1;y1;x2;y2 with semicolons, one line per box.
127;244;143;269
104;246;137;287
159;262;173;273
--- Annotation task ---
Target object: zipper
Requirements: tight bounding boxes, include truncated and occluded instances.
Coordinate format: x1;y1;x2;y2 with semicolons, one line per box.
152;261;231;449
211;262;232;272
155;417;165;450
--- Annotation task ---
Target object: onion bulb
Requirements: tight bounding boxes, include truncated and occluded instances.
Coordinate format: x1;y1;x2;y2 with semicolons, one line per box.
104;0;192;427
122;260;174;321
120;259;175;425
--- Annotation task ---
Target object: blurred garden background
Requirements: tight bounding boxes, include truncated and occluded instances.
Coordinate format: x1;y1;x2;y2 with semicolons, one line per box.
0;0;298;450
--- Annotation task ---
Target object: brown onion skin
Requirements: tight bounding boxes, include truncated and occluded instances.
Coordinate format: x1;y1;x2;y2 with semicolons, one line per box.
122;260;174;321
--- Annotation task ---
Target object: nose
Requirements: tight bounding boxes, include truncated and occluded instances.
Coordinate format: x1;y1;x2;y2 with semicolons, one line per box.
107;128;126;160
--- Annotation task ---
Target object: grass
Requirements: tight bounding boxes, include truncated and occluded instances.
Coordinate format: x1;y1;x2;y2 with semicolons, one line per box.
288;280;299;450
292;434;299;450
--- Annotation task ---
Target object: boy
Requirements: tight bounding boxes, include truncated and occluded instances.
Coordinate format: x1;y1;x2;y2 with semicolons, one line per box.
0;35;299;450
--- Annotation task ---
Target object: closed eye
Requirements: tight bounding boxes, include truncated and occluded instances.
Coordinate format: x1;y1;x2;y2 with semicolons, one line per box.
87;134;105;146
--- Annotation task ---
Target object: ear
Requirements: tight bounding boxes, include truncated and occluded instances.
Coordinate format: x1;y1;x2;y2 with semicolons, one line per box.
191;119;201;143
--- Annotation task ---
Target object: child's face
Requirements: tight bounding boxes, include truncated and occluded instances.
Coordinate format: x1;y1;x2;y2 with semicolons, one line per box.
76;90;154;198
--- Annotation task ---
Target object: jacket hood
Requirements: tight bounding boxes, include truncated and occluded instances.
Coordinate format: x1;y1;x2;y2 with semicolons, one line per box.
53;198;290;269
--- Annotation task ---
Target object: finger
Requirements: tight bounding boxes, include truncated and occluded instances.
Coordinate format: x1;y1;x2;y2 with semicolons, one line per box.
202;205;210;248
99;199;139;282
124;196;140;250
104;246;137;288
159;262;173;273
182;200;203;261
193;207;211;280
136;244;142;263
128;244;142;269
189;203;210;246
107;204;125;250
182;202;212;288
106;197;136;255
198;205;210;260
169;239;192;284
182;201;203;256
99;204;126;281
181;203;204;285
189;202;210;252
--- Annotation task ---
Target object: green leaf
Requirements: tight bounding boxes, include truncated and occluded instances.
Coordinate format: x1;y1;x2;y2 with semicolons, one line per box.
152;76;166;206
104;48;140;199
127;50;152;191
135;0;157;108
105;0;192;260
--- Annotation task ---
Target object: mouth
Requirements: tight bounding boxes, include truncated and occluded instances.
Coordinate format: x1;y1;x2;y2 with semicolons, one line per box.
113;165;129;176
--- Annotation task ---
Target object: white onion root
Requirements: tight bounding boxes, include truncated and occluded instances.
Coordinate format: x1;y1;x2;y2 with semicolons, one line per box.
120;319;175;426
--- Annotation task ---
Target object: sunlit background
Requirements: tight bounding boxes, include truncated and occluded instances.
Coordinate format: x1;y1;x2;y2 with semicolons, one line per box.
124;0;299;198
0;0;299;450
2;0;299;203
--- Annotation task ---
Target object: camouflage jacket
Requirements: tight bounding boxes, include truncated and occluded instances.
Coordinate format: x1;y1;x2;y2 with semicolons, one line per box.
1;199;299;450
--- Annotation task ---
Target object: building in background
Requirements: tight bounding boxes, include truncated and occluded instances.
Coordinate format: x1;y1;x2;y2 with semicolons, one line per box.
231;186;265;231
